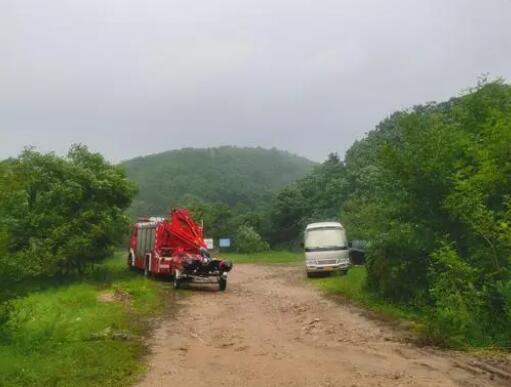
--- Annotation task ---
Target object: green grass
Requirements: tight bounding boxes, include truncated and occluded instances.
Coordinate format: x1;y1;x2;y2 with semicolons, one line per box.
0;252;170;387
308;266;425;330
308;267;511;351
218;250;303;264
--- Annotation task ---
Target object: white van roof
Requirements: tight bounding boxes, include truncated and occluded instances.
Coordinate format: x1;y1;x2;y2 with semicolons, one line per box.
305;222;343;230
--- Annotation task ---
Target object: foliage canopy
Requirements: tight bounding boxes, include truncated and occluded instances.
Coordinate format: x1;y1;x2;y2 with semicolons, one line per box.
0;145;137;282
269;80;511;348
122;146;315;217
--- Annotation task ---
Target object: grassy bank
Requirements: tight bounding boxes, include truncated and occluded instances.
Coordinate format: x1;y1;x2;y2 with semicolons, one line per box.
0;252;170;387
308;267;425;332
219;250;303;264
308;268;511;350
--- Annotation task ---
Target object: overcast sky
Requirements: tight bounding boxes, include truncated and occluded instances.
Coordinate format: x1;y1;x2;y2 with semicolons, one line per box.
1;0;510;162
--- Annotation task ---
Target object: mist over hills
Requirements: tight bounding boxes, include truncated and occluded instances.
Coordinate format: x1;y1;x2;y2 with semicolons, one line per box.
122;146;316;217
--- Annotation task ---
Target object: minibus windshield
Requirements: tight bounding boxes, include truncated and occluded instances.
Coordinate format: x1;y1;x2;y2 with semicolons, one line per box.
304;227;347;251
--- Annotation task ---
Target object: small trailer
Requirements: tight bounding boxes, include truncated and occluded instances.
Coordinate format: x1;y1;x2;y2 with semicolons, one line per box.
128;209;233;290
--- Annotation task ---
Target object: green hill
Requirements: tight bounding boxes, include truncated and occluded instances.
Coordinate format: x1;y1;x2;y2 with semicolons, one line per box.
122;146;316;217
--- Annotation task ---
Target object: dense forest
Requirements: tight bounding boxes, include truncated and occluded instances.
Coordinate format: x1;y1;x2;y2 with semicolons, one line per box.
122;146;315;217
269;80;511;348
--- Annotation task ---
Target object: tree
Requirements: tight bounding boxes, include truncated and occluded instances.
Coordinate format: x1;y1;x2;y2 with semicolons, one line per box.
268;79;511;347
0;145;137;278
234;225;269;253
339;80;511;346
269;154;349;246
178;196;234;239
122;146;315;217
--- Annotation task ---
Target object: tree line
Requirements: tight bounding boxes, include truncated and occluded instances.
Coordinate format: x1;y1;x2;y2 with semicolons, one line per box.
187;79;511;348
268;80;511;348
121;146;315;217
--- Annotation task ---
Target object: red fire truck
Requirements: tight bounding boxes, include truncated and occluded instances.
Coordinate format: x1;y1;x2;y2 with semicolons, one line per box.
128;209;233;290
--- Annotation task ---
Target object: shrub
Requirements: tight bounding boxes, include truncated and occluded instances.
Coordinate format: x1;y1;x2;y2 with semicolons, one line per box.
234;225;270;254
425;244;486;347
366;222;430;303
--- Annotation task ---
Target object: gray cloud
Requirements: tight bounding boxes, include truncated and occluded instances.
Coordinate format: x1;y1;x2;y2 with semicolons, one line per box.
1;0;510;162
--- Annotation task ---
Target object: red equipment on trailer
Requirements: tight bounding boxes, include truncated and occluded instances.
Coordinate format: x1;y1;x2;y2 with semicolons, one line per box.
128;209;233;290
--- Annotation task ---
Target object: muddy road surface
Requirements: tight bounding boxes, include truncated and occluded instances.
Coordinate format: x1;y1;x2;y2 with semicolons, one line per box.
138;264;510;387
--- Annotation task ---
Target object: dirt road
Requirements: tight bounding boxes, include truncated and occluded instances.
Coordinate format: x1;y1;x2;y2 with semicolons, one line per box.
138;264;510;387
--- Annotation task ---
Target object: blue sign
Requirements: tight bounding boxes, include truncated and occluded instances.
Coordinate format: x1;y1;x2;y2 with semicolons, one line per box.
219;238;231;248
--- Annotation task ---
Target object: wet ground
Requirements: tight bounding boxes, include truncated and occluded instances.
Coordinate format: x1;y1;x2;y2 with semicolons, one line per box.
138;264;511;387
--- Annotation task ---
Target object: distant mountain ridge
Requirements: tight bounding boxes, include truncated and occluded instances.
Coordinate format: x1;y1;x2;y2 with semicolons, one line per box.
121;146;316;216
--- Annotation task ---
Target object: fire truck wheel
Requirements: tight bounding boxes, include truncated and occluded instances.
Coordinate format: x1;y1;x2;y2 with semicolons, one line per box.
219;277;227;291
